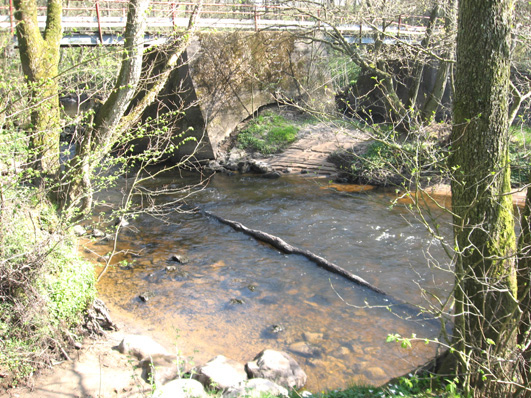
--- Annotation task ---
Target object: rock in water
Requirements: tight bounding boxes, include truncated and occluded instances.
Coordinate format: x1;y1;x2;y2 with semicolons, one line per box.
73;224;86;236
249;159;274;174
245;349;307;389
92;228;106;238
288;341;316;357
170;254;189;264
270;325;284;334
139;292;152;302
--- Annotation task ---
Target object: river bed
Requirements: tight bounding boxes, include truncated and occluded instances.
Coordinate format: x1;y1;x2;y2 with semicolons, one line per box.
85;172;453;392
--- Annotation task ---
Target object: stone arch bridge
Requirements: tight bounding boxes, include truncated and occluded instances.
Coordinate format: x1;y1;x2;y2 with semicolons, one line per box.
1;1;429;160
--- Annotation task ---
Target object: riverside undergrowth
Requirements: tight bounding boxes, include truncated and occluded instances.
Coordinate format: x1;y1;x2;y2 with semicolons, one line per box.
290;373;463;398
0;182;96;387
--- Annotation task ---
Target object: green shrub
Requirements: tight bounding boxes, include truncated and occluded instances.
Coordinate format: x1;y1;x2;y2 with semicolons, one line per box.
43;241;96;326
237;111;299;154
0;186;95;385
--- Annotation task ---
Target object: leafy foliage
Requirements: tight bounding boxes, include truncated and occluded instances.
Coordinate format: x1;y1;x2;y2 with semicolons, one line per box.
329;124;450;187
0;185;95;385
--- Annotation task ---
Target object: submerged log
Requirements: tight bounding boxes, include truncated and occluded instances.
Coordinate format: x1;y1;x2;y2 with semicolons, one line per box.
204;211;387;296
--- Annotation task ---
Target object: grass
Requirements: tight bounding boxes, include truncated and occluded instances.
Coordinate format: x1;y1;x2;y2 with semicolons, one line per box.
237;111;300;154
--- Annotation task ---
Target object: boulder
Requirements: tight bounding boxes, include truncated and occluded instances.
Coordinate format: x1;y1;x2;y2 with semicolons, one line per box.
237;161;251;174
115;217;130;227
206;159;224;172
249;159;274;174
227;148;247;164
170;254;189;264
193;355;247;391
141;353;190;385
154;378;208;398
117;335;168;360
223;378;288;398
73;225;86;236
92;228;106;238
302;332;324;344
245;349;307;389
261;171;281;179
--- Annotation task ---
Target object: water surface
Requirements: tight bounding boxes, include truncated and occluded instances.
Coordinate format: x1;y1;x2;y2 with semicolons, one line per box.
87;172;453;391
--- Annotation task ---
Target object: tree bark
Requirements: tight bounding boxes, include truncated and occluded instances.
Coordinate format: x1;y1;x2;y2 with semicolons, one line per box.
406;4;439;114
64;0;149;212
62;1;202;214
517;180;531;388
448;0;518;395
14;0;62;175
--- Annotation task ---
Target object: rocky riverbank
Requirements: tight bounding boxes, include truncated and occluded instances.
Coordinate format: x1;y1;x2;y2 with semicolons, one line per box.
1;305;309;398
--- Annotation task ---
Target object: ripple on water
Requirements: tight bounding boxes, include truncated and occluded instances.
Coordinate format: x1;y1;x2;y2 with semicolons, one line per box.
90;173;452;392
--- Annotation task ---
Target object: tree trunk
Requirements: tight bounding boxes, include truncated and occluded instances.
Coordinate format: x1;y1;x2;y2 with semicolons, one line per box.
518;181;531;389
14;0;62;175
205;211;387;294
448;0;518;395
62;0;149;213
61;0;202;215
421;0;457;123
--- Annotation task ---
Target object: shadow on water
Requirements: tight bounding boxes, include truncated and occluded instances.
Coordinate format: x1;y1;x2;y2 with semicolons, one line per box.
85;172;453;392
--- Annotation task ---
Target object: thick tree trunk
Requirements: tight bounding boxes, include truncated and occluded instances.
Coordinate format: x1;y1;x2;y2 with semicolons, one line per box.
64;0;149;212
14;0;62;175
518;182;531;388
62;0;202;215
516;166;531;393
448;0;518;395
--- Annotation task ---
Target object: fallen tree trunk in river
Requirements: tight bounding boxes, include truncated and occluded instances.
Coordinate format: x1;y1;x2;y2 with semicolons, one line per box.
202;210;443;328
204;211;387;296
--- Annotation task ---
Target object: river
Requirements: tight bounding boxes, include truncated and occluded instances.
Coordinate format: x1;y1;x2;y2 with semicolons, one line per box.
87;171;453;392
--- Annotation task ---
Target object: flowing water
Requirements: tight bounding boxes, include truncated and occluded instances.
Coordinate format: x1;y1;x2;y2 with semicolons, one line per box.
87;172;453;392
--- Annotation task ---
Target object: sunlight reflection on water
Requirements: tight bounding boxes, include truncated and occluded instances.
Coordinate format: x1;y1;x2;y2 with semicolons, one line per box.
87;173;453;392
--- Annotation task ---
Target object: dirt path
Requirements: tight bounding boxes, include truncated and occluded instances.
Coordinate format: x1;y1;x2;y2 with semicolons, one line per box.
263;120;370;177
0;309;159;398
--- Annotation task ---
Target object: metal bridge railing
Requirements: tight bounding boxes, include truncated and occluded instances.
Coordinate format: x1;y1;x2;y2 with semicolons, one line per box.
0;0;430;42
